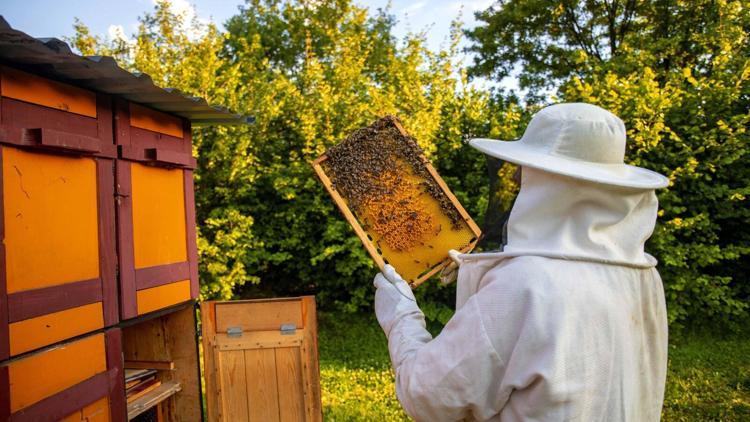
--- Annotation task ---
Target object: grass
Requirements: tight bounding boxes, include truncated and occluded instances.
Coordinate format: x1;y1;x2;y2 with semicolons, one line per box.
317;312;750;421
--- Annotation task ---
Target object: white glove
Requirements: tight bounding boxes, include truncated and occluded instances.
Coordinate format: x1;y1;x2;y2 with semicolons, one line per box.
438;249;463;285
374;264;419;336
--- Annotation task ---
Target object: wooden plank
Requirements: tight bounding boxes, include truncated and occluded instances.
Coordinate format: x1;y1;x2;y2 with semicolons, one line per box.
136;279;191;316
116;161;137;319
127;381;162;403
300;297;322;421
82;396;110;422
218;350;249;422
183;170;200;300
97;158;119;327
126;381;181;420
124;360;175;371
0;65;97;118
201;302;221;422
135;261;191;290
245;348;280;422
9;370;110;422
8;301;104;356
7;278;101;322
0;146;7;361
129;102;184;138
215;330;303;351
215;299;303;333
130;163;187;269
3;146;100;293
163;304;202;421
8;334;106;412
275;347;305;422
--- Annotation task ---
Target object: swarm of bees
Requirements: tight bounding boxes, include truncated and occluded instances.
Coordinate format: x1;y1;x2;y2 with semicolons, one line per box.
324;116;463;252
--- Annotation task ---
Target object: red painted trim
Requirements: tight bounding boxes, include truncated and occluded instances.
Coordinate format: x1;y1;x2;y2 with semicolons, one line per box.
0;365;10;422
9;370;110;421
116;161;137;320
113;98;131;149
0;146;9;361
135;261;191;290
6;278;102;323
119;145;196;169
22;127;101;153
105;329;126;422
184;169;199;300
97;158;118;327
0;98;116;158
95;94;114;149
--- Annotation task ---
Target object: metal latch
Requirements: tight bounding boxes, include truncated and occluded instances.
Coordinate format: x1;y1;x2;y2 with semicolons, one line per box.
227;326;243;337
280;324;296;335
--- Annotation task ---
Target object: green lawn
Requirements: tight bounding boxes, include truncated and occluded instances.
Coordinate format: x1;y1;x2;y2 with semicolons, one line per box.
318;312;750;421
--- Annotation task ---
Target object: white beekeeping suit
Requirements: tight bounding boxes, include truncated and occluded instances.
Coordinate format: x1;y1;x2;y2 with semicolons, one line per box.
373;103;670;421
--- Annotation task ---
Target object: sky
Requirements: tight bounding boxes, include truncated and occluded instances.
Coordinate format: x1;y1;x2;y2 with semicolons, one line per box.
1;0;513;90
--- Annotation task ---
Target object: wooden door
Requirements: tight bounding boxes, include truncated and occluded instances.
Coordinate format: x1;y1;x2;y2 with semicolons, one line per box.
201;297;322;422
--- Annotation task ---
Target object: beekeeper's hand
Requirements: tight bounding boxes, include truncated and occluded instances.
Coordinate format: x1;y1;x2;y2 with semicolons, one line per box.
438;249;463;285
373;264;420;336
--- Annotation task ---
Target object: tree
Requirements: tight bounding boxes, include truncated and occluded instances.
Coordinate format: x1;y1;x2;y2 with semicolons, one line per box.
468;0;750;329
69;0;519;320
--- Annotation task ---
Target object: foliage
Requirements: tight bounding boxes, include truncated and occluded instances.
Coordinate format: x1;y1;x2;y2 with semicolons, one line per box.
467;0;750;330
70;0;750;329
318;311;750;420
69;0;518;317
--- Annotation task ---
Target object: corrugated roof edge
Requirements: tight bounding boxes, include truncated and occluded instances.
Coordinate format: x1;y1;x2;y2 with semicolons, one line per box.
0;16;253;125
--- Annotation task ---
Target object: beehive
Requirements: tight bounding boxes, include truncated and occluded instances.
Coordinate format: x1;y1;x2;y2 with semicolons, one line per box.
313;116;481;286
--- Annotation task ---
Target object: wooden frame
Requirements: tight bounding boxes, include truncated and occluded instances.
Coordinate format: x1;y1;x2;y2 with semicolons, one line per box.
202;297;322;422
0;329;126;421
116;161;199;320
312;118;481;287
114;99;196;168
0;148;118;360
121;302;202;421
0;66;116;159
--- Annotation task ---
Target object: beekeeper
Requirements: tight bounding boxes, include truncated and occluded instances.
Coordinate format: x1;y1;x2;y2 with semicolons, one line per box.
373;103;670;421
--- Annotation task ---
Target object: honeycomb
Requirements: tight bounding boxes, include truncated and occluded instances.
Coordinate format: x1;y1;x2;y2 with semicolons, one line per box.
314;116;480;285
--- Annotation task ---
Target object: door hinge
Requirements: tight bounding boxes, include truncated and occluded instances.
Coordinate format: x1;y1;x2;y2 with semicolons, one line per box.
227;326;243;337
280;324;296;335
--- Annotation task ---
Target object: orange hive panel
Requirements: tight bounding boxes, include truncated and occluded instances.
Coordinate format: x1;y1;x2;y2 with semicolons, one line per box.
313;116;480;286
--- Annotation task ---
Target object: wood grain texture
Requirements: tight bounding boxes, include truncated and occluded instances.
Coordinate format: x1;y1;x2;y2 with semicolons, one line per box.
245;348;279;421
218;350;249;421
204;297;322;421
116;160;137;320
105;329;126;422
276;346;305;422
215;299;303;333
200;301;221;422
0;145;7;361
301;297;322;421
183;170;199;300
97;158;119;327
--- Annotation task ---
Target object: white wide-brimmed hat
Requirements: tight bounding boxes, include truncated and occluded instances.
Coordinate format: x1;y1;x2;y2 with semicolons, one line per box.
470;103;669;189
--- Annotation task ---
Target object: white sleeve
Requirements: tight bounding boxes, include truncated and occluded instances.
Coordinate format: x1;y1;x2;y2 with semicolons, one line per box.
388;296;510;422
